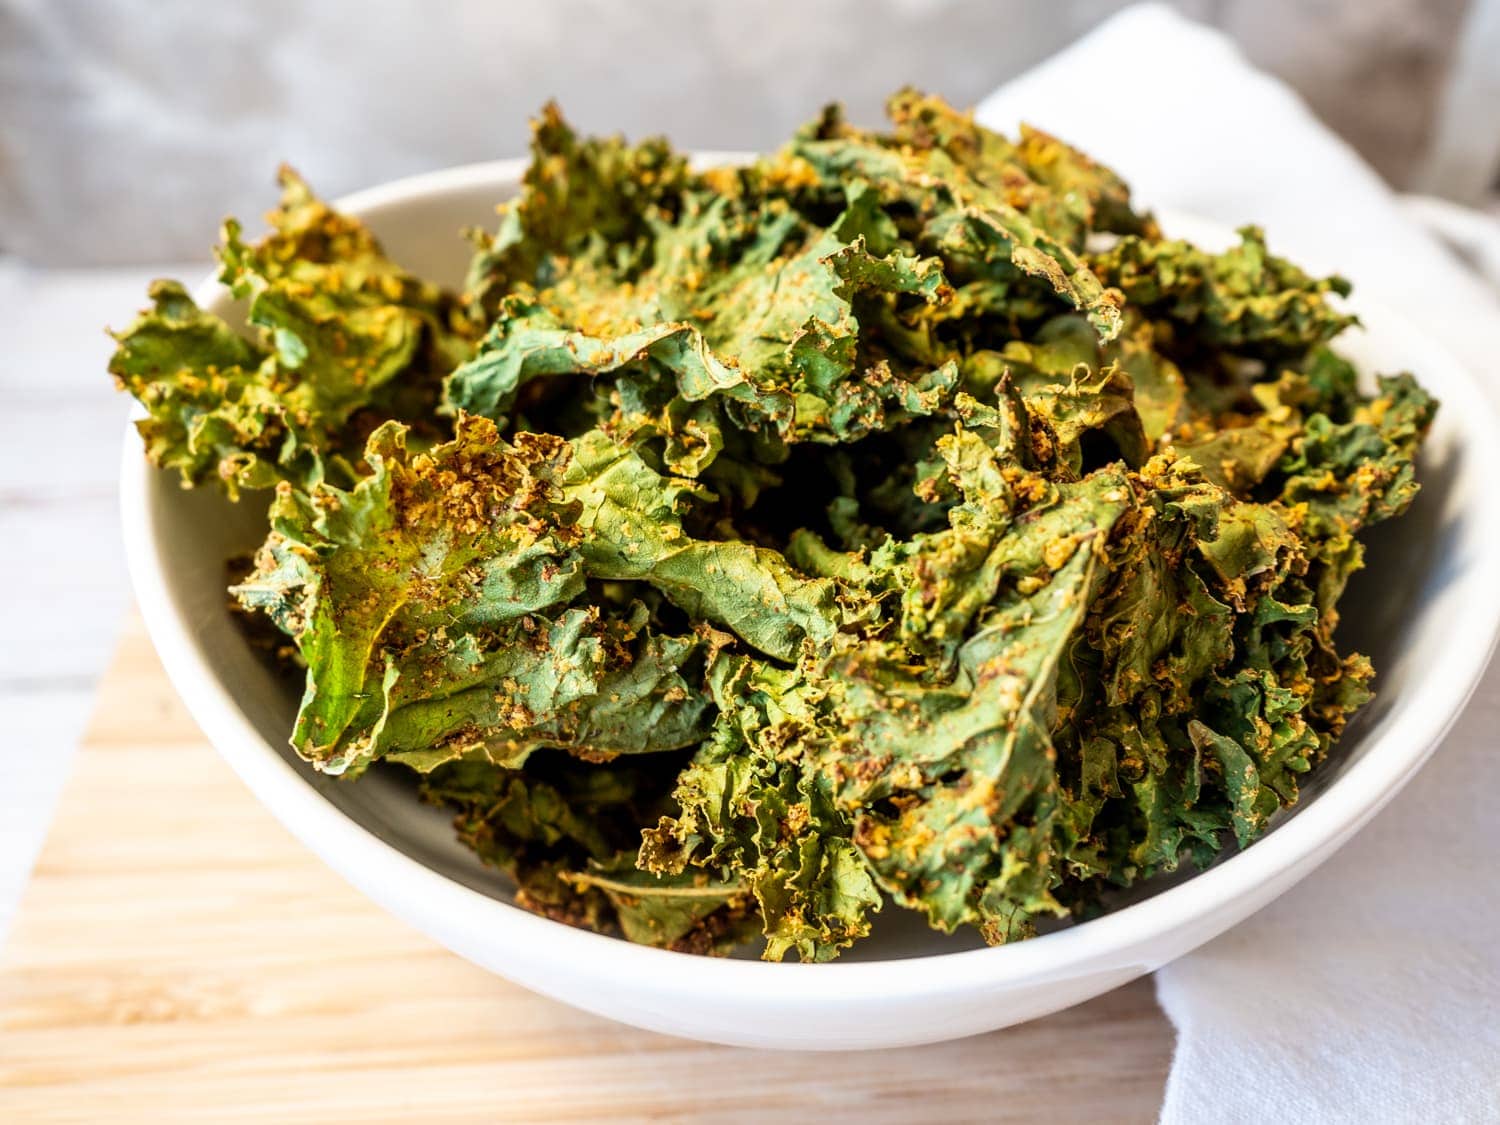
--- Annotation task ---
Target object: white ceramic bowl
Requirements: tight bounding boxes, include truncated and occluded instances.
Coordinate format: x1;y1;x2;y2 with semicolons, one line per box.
121;160;1500;1050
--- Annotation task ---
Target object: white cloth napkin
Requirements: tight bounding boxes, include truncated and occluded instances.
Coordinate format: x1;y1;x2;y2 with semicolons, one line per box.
977;6;1500;1121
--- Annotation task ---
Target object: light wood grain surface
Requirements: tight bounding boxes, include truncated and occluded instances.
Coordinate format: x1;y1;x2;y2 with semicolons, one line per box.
0;616;1173;1123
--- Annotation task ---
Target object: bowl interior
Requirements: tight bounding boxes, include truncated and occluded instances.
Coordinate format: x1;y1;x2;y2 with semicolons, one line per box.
135;167;1493;963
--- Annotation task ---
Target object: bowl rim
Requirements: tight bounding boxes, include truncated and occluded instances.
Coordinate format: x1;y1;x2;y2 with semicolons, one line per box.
120;158;1500;1003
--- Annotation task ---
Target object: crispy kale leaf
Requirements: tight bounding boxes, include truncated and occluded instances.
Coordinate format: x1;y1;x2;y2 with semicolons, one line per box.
232;416;714;776
560;430;842;662
1088;226;1355;356
111;168;477;496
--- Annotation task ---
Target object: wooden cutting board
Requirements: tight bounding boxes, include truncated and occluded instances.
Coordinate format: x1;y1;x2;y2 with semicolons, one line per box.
0;615;1173;1123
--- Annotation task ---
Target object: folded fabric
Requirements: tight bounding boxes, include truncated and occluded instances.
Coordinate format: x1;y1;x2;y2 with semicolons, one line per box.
978;6;1500;1121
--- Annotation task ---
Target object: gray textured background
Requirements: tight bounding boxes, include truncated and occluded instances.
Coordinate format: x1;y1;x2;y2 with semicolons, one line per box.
0;0;1482;265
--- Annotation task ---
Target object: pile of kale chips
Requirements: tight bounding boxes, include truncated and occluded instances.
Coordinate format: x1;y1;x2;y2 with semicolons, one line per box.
112;92;1434;960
